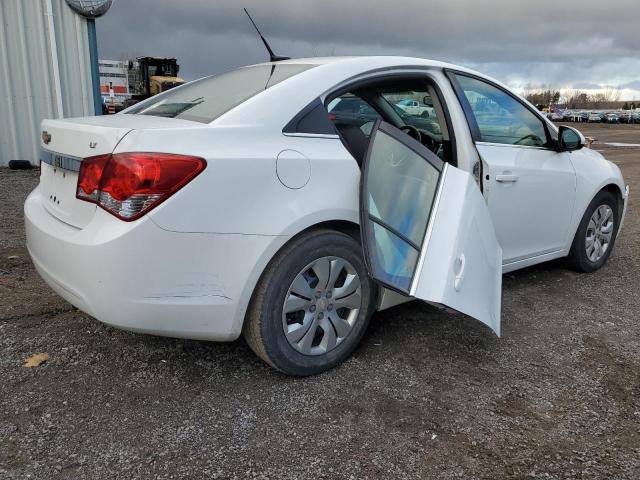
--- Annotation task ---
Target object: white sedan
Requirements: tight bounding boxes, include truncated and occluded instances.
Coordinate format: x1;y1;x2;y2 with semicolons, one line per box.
25;57;629;376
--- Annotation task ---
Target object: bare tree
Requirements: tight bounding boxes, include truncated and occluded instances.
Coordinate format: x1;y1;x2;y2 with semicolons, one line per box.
523;86;561;109
590;87;622;109
562;90;590;109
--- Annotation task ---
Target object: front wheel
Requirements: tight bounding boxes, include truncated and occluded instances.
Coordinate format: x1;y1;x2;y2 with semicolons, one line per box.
567;190;619;272
243;229;377;376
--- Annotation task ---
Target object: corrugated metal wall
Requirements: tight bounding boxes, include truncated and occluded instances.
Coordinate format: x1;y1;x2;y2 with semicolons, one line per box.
0;0;95;166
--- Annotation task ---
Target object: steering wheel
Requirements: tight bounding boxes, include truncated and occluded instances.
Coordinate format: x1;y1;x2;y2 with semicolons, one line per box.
400;125;441;153
419;129;439;152
400;125;422;143
514;133;542;146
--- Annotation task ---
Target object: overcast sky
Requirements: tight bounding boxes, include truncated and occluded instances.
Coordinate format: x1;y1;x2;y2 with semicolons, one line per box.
96;0;640;100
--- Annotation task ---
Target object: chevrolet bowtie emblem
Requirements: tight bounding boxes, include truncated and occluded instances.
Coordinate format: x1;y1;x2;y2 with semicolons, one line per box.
42;131;51;145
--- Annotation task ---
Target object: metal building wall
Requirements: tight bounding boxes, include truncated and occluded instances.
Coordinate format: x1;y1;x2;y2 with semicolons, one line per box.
0;0;96;166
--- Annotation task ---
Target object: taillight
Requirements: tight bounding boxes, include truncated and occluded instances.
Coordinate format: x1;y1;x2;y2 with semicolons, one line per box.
76;152;206;221
76;154;110;202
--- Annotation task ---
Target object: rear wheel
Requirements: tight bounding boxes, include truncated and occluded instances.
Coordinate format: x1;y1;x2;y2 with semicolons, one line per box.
567;190;619;272
243;229;377;376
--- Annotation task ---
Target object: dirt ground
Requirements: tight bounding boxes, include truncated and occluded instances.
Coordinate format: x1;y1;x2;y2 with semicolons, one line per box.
1;123;638;479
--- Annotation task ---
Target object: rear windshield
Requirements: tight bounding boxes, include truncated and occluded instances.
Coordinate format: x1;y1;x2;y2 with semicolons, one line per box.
127;64;316;123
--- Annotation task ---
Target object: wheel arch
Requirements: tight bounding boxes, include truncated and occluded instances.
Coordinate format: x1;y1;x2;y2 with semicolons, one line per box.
231;217;365;336
295;219;361;240
568;181;625;254
601;183;625;223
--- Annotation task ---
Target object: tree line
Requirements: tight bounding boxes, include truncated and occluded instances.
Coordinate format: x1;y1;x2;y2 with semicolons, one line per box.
522;87;636;110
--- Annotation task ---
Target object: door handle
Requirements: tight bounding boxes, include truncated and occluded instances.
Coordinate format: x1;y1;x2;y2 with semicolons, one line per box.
495;174;519;183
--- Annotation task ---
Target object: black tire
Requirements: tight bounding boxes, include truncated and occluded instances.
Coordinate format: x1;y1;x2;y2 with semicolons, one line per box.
243;229;377;376
8;160;32;170
566;190;619;272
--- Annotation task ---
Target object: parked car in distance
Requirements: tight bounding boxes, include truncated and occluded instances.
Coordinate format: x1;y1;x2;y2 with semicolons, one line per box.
588;112;604;122
621;111;640;124
567;111;588;122
25;57;629;376
390;103;442;135
605;113;620;123
395;98;435;117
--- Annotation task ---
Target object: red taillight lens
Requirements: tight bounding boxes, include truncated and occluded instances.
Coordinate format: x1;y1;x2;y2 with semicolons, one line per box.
77;154;110;202
76;152;206;221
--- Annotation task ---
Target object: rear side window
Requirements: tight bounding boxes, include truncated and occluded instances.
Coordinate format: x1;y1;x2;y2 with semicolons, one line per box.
329;96;377;116
327;94;383;137
127;64;316;123
454;74;548;147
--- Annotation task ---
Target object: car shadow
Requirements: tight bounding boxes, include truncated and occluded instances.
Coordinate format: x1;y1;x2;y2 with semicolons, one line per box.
107;257;580;384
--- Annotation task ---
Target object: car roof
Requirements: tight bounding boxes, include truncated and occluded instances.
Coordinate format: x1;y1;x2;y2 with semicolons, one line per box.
254;55;485;77
213;56;506;127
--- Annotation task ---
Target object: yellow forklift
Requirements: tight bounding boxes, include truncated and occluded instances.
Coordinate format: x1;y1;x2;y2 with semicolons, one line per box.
125;57;184;107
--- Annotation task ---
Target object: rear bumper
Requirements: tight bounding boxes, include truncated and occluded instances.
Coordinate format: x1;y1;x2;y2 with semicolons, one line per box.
24;186;281;341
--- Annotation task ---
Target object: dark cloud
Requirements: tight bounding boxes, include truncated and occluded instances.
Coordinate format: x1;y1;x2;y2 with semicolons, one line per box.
96;0;640;97
621;80;640;90
573;82;603;89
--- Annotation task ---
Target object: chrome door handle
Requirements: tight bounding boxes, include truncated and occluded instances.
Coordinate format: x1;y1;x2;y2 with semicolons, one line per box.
495;174;518;183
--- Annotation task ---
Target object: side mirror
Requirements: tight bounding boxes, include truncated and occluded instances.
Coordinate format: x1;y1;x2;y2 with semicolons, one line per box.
557;125;585;152
422;96;434;107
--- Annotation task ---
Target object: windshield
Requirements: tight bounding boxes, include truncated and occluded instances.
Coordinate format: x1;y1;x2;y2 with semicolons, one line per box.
127;64;316;123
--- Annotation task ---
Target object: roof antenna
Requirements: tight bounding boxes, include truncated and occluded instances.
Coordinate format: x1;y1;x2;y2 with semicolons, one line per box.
244;8;290;62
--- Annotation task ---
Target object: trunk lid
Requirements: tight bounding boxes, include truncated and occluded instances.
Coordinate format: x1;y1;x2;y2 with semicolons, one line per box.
38;114;198;228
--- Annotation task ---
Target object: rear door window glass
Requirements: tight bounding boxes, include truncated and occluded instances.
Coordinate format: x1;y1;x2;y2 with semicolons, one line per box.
362;122;443;291
128;64;316;123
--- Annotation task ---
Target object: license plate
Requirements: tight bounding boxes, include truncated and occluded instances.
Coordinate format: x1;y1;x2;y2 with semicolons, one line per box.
40;149;82;172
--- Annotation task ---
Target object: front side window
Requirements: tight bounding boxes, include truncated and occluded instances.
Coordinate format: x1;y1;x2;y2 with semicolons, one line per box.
128;64;316;123
455;74;548;147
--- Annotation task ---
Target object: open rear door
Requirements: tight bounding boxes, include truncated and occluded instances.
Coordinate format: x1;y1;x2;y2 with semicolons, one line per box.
360;120;502;335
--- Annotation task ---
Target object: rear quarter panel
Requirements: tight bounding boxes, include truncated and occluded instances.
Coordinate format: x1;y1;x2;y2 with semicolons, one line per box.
114;125;363;330
114;126;362;235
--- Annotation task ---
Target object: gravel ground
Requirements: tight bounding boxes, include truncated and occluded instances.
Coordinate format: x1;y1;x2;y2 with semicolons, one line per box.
1;124;639;479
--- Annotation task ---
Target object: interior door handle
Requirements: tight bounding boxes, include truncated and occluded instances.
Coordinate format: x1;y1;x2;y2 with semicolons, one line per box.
495;174;519;183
